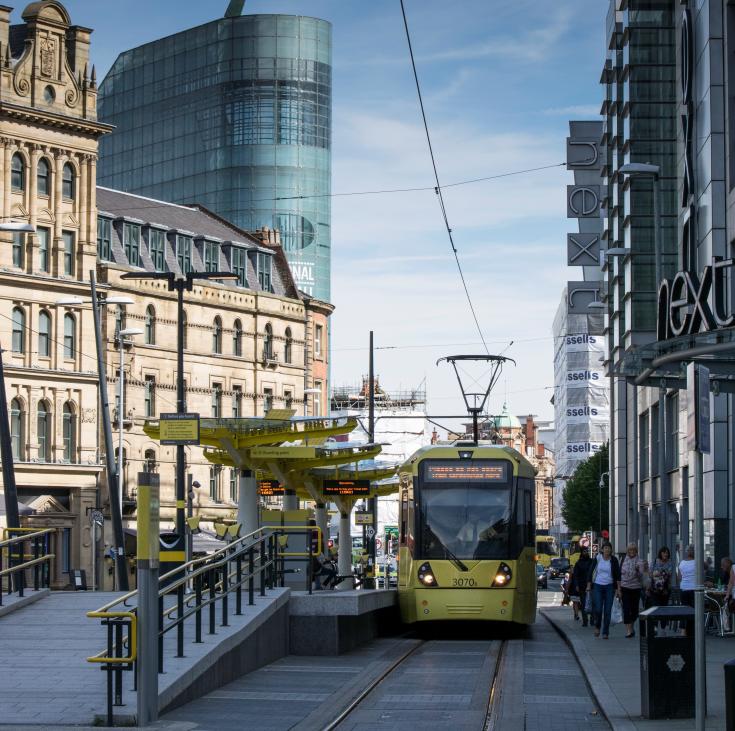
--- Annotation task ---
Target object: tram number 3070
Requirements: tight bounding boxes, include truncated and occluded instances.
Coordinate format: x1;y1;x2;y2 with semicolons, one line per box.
452;578;477;587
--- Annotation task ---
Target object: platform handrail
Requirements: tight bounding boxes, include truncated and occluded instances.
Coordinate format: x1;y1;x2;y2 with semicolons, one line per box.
0;528;55;605
86;526;285;726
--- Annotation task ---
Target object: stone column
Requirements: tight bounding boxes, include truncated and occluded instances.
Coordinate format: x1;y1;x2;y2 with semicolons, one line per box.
282;488;298;511
336;510;352;591
53;151;65;277
237;468;259;538
314;501;328;554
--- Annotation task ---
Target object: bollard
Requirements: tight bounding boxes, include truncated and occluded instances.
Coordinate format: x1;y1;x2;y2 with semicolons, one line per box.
726;660;735;731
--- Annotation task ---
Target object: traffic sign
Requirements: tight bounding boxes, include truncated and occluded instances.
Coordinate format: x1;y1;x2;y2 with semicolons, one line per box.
375;538;382;550
580;536;590;547
89;509;104;527
354;511;373;525
366;526;376;539
601;530;609;539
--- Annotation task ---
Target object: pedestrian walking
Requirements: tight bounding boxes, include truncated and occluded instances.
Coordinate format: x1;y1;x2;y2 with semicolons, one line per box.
677;545;697;636
586;541;621;639
619;542;647;638
571;546;593;626
646;546;673;633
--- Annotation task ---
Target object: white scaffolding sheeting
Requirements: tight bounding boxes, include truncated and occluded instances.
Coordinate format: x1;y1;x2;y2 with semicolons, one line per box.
552;290;610;533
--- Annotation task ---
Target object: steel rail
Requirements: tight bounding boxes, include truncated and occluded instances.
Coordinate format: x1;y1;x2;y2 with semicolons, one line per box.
483;640;508;730
322;639;424;731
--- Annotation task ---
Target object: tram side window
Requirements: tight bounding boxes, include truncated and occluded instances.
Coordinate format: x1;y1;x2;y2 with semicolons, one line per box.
525;488;534;546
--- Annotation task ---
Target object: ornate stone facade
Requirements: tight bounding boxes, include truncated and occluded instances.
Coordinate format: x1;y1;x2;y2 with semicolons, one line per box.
0;1;110;588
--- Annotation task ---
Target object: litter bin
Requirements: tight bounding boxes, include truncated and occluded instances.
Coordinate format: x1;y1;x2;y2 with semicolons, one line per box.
639;605;695;719
159;532;185;586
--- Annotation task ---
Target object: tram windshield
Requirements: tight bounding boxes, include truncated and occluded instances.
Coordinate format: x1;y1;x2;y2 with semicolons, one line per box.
417;459;514;560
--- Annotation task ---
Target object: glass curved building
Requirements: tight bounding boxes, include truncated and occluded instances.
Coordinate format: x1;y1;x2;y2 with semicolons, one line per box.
97;13;332;300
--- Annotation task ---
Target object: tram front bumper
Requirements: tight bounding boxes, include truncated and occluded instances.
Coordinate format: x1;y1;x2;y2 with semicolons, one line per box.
409;587;518;621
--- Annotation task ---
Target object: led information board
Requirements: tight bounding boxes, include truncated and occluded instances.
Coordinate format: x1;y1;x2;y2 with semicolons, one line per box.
424;462;508;482
258;480;284;496
323;479;371;495
159;413;200;445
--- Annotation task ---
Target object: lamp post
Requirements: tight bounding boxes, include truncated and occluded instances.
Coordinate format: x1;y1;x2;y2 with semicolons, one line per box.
116;328;143;530
121;271;237;542
57;288;136;591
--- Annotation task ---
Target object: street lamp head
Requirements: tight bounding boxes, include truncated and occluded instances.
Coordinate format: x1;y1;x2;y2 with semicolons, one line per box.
0;221;35;232
104;296;136;305
619;162;660;178
118;328;143;337
55;297;86;306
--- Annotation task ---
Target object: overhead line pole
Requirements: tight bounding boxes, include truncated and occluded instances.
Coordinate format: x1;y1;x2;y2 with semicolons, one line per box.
367;331;376;588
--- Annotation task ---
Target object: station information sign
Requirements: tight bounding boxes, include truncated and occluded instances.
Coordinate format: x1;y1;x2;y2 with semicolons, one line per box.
159;413;200;445
258;480;284;496
324;479;371;495
424;461;508;482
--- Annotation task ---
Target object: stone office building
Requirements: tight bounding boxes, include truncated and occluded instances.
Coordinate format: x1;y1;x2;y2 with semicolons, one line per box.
596;0;735;565
94;188;332;535
0;0;110;587
0;1;333;590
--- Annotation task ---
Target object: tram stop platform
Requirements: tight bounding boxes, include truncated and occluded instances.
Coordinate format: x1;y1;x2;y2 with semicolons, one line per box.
0;588;290;726
289;588;399;655
0;587;397;726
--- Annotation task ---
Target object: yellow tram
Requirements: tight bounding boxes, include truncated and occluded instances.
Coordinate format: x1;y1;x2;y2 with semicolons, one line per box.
397;444;537;625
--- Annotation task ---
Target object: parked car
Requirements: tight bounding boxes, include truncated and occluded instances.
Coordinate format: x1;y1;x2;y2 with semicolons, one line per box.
548;557;571;579
536;563;548;590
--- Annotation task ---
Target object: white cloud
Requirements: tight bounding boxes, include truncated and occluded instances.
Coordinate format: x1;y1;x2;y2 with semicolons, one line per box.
416;7;573;64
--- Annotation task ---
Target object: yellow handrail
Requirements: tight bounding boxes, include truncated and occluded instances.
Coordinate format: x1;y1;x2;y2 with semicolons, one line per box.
85;612;137;664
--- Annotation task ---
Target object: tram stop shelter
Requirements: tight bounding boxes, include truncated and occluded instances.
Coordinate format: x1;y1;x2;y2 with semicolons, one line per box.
143;415;399;585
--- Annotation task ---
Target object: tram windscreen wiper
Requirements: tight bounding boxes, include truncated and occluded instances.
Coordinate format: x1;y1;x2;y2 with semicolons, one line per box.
426;524;468;572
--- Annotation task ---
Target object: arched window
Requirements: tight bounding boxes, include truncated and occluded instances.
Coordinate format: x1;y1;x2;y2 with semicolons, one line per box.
143;449;157;474
144;305;155;345
63;313;76;359
212;316;222;354
11;153;24;192
284;327;293;364
182;310;188;350
232;319;242;356
62;402;76;463
37;158;50;196
264;323;273;359
10;397;23;460
37;400;50;461
38;310;51;357
12;307;25;353
62;162;75;200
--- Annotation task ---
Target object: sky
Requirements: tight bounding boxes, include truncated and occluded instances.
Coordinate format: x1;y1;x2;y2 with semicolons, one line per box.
46;0;604;432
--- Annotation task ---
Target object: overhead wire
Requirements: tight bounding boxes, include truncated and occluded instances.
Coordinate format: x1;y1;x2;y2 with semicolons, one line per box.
398;0;489;354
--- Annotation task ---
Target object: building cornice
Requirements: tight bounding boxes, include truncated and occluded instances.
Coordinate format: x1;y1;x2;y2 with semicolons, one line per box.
0;101;114;138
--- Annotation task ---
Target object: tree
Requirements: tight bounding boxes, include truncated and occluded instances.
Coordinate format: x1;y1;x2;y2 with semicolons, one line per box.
561;443;610;533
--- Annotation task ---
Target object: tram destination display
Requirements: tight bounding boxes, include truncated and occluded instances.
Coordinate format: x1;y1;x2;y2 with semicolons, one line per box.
323;479;371;495
424;461;509;482
258;480;284;496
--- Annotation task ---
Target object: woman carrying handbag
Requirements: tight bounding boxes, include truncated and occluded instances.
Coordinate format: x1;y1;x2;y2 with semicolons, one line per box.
619;542;647;638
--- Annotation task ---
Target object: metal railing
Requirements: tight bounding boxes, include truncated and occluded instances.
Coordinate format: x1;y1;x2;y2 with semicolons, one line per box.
0;528;55;604
87;527;286;726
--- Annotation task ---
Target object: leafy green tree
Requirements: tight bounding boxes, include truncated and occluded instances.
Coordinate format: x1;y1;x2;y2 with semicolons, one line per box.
561;443;609;533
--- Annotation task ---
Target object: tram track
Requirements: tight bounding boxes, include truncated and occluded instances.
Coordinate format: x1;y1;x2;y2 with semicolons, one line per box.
322;637;506;731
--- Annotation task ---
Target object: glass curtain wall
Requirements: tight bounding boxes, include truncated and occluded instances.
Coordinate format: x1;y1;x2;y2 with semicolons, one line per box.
98;14;333;301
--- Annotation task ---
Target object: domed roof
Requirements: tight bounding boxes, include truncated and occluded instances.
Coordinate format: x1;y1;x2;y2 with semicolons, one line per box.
490;403;522;430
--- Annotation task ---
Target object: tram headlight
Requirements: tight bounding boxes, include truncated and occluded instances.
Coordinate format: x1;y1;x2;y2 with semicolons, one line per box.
492;562;512;587
418;562;438;587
